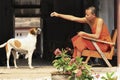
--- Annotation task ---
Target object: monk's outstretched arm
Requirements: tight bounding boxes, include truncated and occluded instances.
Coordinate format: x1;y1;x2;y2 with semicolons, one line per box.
50;12;87;23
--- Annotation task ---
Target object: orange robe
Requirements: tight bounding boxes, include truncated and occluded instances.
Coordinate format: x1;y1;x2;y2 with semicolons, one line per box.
72;18;112;58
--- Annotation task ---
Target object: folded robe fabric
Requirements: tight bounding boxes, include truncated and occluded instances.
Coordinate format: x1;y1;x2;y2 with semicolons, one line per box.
71;18;112;58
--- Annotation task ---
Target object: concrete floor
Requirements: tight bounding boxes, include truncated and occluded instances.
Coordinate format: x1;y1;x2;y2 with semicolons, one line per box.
0;66;55;80
0;66;118;80
0;57;118;80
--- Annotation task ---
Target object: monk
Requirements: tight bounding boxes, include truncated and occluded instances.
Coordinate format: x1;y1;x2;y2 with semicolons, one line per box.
50;6;112;58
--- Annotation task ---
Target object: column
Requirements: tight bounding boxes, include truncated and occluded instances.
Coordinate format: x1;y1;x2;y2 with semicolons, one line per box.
117;0;120;67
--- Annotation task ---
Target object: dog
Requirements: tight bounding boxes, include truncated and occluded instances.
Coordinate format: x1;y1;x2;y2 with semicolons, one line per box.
0;28;41;69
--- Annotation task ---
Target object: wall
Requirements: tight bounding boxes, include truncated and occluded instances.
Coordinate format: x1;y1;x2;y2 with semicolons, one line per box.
99;0;114;33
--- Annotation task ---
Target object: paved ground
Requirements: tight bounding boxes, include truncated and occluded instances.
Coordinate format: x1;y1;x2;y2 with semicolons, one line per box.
0;66;56;80
0;58;54;80
0;66;118;80
0;58;118;80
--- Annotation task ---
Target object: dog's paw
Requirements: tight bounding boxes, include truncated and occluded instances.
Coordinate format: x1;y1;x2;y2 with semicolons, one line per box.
7;66;10;69
15;66;18;69
29;66;34;69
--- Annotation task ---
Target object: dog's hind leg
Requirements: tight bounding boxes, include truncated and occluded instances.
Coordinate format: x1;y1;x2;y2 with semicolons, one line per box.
12;49;18;68
6;55;10;68
6;46;12;69
5;43;15;69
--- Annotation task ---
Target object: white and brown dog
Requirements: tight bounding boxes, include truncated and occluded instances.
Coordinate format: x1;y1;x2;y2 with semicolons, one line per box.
0;28;41;69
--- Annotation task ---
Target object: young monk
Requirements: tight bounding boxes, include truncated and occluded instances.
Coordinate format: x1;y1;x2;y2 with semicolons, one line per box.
50;6;112;58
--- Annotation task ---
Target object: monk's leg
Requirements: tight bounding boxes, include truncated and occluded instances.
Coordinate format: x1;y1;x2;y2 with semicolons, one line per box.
76;49;81;57
72;47;82;58
72;36;87;58
72;48;77;58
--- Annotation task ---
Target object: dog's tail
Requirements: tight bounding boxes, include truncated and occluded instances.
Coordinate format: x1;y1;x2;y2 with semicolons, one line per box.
0;42;7;48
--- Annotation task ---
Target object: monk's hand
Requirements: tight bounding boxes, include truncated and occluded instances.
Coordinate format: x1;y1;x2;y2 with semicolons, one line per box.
50;12;59;17
78;31;85;37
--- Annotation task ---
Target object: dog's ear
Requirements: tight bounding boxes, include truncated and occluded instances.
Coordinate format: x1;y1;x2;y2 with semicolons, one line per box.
29;28;36;35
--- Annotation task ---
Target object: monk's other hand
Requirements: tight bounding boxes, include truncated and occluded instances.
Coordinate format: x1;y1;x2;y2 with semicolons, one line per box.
78;31;85;37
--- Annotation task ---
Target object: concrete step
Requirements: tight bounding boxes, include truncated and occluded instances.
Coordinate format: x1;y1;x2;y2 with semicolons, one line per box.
0;66;118;79
0;66;57;80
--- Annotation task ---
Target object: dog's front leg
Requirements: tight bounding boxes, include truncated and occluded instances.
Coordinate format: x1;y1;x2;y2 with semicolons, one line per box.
7;58;10;69
12;50;18;68
6;51;11;69
28;53;34;69
13;59;18;68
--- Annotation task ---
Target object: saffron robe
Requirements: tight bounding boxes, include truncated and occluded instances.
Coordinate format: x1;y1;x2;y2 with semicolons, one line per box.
72;18;112;58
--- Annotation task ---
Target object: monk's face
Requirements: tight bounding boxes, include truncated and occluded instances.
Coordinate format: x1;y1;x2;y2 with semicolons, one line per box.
85;9;95;21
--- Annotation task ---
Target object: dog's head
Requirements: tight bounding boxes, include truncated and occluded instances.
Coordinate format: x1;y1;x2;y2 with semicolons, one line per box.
29;27;41;35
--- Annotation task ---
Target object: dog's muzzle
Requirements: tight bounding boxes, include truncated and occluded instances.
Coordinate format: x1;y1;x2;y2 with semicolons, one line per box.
37;28;41;34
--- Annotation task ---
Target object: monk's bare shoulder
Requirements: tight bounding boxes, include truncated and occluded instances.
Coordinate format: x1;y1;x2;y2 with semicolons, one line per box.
97;18;103;23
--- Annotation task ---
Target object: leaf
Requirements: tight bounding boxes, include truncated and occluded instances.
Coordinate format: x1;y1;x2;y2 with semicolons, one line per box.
101;76;107;80
110;72;115;77
106;72;115;79
66;66;73;71
52;60;57;63
53;62;58;66
84;64;91;72
106;72;111;79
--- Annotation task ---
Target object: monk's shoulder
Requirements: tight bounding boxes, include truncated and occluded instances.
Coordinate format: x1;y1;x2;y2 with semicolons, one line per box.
97;18;103;22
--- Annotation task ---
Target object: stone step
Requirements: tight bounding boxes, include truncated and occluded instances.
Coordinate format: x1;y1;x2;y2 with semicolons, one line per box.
0;66;118;80
0;74;51;80
0;66;57;80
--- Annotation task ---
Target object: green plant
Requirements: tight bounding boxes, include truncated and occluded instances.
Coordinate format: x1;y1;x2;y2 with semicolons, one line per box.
101;72;117;80
52;48;93;80
53;48;71;73
67;57;93;80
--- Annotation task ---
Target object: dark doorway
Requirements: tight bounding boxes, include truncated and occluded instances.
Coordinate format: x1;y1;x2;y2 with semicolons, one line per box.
41;0;97;61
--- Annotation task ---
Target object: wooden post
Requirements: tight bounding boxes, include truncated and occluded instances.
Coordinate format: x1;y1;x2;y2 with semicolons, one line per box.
117;0;120;67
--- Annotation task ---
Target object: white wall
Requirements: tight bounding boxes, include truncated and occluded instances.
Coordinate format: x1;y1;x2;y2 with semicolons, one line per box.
98;0;114;33
15;29;29;38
